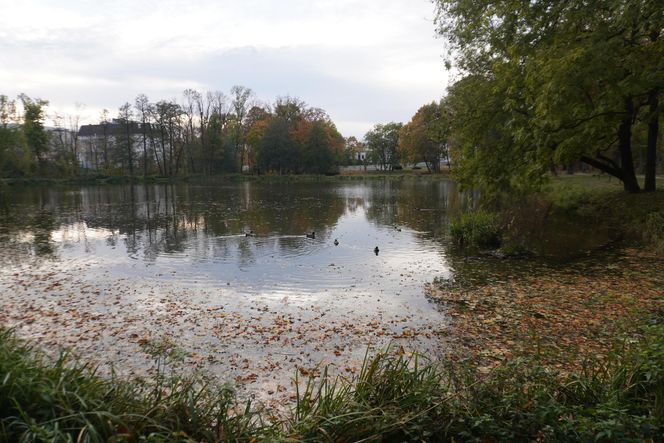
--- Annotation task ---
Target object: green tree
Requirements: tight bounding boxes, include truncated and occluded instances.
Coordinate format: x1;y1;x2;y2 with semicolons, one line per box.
20;94;49;175
0;95;30;176
230;85;254;172
436;0;664;193
258;118;297;174
365;123;403;171
302;121;334;174
205;111;230;173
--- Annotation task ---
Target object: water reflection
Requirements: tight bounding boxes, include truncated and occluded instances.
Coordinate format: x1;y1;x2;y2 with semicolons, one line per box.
0;180;472;302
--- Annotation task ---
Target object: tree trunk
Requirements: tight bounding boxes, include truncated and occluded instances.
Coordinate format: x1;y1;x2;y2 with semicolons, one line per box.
126;124;133;178
142;122;148;178
159;127;167;176
645;89;659;192
618;98;640;193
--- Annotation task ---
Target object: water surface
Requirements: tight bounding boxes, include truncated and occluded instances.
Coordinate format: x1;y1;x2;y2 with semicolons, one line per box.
1;180;471;308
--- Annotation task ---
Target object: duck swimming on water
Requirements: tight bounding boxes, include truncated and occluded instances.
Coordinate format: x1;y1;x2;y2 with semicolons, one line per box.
306;231;316;239
334;239;339;246
245;230;255;237
374;246;380;255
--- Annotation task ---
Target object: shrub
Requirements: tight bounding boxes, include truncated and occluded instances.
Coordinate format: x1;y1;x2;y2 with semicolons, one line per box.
645;211;664;252
449;211;502;249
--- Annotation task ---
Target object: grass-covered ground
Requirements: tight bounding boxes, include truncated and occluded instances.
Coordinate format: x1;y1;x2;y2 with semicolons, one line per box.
448;174;664;253
545;175;664;251
1;321;663;442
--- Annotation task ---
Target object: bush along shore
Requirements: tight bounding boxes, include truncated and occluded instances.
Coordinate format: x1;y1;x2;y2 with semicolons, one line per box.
448;176;664;255
1;322;664;442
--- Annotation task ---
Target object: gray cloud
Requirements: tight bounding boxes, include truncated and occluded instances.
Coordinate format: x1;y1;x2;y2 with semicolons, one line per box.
0;0;448;137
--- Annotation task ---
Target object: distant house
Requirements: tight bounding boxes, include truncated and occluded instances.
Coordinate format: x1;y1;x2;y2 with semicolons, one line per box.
78;120;145;170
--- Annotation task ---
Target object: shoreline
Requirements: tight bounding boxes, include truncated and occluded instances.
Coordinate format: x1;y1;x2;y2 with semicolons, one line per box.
0;170;449;187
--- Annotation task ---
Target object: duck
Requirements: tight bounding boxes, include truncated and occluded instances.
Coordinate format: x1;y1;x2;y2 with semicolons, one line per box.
306;231;316;239
374;246;380;255
334;239;339;246
394;225;402;232
245;230;255;237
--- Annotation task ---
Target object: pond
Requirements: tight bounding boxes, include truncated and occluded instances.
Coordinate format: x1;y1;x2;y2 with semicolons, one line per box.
0;178;614;405
0;179;471;302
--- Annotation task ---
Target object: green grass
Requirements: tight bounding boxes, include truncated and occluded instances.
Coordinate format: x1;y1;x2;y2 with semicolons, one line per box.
645;211;664;252
0;329;273;442
2;323;664;442
543;175;664;246
449;211;502;249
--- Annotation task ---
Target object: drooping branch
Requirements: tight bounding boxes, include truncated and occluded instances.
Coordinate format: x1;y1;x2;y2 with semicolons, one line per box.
580;155;623;179
597;154;620;172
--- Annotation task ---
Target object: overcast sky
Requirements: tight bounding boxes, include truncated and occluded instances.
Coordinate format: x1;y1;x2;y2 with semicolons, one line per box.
0;0;449;138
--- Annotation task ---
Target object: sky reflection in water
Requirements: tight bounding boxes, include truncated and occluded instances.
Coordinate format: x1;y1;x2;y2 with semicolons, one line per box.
1;180;470;311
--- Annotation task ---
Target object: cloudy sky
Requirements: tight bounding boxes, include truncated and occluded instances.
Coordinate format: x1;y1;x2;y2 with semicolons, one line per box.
0;0;449;137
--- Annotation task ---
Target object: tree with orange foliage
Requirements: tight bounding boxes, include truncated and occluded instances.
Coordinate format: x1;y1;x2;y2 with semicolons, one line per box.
399;101;450;173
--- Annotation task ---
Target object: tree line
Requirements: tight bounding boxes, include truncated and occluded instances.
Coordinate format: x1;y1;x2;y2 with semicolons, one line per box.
0;88;355;178
344;101;452;173
0;86;458;179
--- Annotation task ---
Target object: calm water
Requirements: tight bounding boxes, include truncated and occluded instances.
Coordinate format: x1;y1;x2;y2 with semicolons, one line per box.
0;179;618;301
0;179;479;310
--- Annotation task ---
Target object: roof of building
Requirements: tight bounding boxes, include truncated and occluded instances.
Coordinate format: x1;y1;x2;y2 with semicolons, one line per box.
78;121;145;137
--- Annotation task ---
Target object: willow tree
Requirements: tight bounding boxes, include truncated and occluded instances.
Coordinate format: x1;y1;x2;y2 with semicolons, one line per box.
437;0;663;193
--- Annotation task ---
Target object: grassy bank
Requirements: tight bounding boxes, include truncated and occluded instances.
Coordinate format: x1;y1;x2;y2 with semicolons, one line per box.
1;174;184;187
0;169;447;187
1;322;663;442
545;175;664;251
449;175;664;254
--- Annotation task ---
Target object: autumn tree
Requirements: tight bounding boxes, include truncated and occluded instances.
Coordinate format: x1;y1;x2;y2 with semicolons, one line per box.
0;87;345;178
400;101;451;172
245;105;271;172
